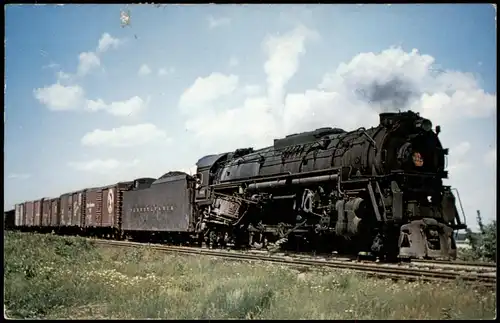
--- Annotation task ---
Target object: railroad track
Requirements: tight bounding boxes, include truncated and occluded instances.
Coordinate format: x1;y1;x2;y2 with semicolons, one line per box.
90;239;496;287
272;250;497;271
413;258;497;268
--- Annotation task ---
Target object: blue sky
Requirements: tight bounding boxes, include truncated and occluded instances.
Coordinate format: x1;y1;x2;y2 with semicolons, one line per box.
4;4;497;228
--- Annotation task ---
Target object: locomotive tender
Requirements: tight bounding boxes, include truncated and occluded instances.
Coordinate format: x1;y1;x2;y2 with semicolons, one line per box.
10;110;467;261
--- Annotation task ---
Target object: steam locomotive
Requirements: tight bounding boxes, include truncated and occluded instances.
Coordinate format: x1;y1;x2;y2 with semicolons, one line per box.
9;110;467;261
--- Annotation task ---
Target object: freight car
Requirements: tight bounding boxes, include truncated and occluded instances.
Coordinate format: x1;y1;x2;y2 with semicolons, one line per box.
4;209;15;230
10;178;156;236
9;110;467;261
83;178;156;238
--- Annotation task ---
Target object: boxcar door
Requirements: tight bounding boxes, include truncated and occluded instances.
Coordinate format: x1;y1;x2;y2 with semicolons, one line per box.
51;199;59;227
86;190;98;228
102;187;116;228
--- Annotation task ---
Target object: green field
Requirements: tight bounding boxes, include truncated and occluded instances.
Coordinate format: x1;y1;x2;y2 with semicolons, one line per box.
3;231;497;320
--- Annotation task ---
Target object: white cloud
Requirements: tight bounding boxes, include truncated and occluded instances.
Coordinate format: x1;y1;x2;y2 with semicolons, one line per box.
57;71;71;81
158;68;167;76
207;15;231;29
69;158;139;173
179;72;239;110
184;96;277;153
178;165;198;176
48;33;121;82
81;123;170;148
451;141;472;158
7;173;31;180
158;67;175;76
42;62;60;70
229;57;239;67
77;51;100;76
97;33;122;53
263;25;318;107
34;83;85;111
243;84;262;96
447;141;472;173
484;147;496;166
86;96;148;117
178;25;321;152
138;64;152;76
281;89;378;134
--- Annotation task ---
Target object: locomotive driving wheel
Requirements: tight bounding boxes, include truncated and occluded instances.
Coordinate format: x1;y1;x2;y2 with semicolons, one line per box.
249;231;267;250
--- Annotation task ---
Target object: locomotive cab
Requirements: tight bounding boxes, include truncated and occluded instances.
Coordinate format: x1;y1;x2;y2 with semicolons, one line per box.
194;153;230;204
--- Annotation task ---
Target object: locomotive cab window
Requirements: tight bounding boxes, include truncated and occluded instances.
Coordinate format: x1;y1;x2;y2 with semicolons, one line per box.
195;173;203;189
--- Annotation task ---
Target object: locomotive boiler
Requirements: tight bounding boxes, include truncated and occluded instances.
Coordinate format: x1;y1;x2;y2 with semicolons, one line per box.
194;110;466;260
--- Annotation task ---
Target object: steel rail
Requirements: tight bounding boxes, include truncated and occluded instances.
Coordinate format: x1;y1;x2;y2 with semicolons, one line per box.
90;239;496;287
276;250;497;271
412;258;497;268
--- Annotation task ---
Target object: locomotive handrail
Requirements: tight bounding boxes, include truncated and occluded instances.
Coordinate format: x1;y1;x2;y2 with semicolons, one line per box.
451;188;467;226
247;174;339;191
390;170;440;177
337;168;344;195
357;127;377;152
224;151;333;169
212;191;258;205
211;171;292;189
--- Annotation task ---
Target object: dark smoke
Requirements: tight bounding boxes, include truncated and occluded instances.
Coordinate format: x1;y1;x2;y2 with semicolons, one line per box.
355;77;420;112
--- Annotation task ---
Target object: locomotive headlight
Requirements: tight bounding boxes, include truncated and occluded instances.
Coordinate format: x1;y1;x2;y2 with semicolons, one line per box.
416;119;432;132
422;119;432;132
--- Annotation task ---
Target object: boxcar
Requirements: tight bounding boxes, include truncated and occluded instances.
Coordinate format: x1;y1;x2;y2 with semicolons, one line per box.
84;178;156;235
101;183;128;230
4;209;15;230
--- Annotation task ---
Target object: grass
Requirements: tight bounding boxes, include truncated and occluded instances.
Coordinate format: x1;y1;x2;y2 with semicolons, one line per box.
3;231;497;320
